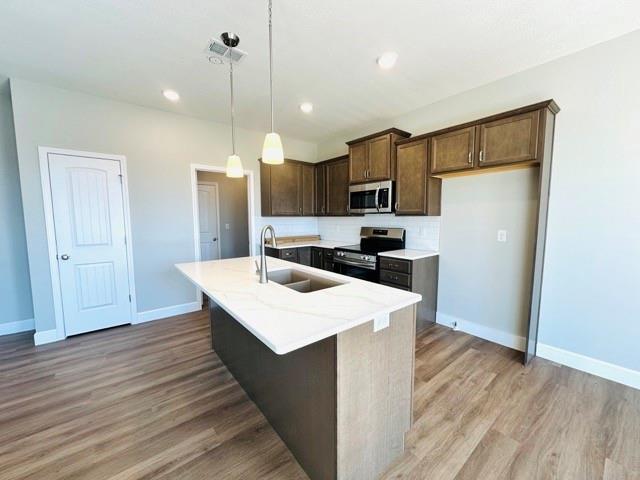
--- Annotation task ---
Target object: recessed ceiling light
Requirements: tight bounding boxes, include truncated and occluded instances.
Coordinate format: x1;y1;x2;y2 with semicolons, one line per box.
162;89;180;102
299;102;313;114
377;52;398;70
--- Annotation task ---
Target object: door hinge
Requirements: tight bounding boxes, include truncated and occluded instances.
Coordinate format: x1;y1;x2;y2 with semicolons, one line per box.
118;174;123;184
124;234;127;245
129;294;132;302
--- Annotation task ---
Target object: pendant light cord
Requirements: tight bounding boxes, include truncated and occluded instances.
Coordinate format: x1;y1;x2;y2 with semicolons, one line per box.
268;0;274;133
229;46;236;155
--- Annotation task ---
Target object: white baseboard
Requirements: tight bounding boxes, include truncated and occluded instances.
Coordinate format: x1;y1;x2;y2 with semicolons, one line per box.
0;318;35;336
536;343;640;390
434;312;639;391
436;312;526;352
34;329;61;346
135;301;202;324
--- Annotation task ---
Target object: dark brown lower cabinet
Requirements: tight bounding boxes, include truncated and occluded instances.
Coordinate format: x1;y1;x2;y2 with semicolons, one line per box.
298;247;311;266
311;247;324;269
265;246;298;263
266;245;334;272
379;256;439;333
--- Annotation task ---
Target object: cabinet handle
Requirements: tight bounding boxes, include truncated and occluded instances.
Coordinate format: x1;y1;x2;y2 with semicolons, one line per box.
468;152;472;164
479;150;484;163
395;201;399;211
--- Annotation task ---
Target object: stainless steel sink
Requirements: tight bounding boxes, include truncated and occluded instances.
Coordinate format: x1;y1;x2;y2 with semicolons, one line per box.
268;269;345;293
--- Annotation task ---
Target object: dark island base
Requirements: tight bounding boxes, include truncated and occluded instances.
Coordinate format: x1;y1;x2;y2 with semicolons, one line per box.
209;299;416;480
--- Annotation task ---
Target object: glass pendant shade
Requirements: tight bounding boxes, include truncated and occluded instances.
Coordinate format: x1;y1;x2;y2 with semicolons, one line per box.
261;132;284;164
226;154;243;178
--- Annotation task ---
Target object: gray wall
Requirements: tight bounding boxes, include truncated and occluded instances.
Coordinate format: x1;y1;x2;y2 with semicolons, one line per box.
317;30;640;372
438;170;538;338
9;78;316;333
0;92;33;327
197;171;249;259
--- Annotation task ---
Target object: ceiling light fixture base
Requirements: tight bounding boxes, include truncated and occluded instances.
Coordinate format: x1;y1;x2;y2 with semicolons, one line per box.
221;32;240;48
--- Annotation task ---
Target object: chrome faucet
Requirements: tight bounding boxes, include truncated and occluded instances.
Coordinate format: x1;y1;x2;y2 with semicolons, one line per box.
258;225;277;284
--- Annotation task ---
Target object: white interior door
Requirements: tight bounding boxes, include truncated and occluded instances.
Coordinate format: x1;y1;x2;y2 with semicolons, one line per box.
198;183;220;261
48;154;132;336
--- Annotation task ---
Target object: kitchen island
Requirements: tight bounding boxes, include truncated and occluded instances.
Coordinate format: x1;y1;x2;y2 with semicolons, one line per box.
176;257;421;480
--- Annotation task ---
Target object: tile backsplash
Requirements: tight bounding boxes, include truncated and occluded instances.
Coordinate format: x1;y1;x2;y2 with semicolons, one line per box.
254;215;440;252
318;215;440;251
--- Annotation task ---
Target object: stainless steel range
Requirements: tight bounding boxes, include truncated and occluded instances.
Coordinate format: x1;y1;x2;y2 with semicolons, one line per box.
333;227;405;282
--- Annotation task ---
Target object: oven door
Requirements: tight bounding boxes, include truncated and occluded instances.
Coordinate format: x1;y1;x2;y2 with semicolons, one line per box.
333;258;378;282
349;183;379;214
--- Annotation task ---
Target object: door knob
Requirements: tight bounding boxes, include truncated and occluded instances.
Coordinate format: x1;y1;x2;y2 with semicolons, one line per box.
60;254;70;261
212;237;218;242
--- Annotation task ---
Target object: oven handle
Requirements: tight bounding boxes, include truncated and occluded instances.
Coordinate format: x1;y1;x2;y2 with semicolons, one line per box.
334;257;377;270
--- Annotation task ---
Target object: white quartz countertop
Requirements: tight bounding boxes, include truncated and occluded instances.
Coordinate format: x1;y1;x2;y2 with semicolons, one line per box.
176;256;421;355
267;240;351;249
379;249;439;260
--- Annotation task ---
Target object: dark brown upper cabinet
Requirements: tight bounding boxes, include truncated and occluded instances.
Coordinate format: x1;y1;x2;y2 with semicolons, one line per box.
395;139;441;216
260;159;313;217
477;110;539;168
301;163;315;216
346;128;411;184
416;104;548;177
348;142;367;183
261;157;350;217
324;156;350;216
315;162;326;216
430;126;476;174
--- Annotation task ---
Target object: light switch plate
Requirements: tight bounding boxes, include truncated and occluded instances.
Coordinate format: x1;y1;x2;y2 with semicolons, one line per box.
225;223;230;230
497;230;507;242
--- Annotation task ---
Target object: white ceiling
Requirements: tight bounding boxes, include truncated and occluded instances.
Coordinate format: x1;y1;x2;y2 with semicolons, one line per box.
0;0;639;142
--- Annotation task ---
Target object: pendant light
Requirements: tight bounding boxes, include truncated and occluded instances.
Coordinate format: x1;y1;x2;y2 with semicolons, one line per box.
261;0;284;165
222;32;244;178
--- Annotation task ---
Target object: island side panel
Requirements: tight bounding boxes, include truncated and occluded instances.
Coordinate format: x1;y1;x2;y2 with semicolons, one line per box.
336;305;416;480
209;300;337;480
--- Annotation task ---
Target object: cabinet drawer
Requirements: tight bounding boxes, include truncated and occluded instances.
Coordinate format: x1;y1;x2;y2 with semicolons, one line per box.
379;257;411;274
380;281;411;292
379;269;411;288
280;248;298;262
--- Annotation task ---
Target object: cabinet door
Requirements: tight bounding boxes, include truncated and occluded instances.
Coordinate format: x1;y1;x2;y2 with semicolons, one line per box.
348;142;367;183
430;126;476;174
478;111;539;167
280;248;298;263
396;140;428;214
270;162;302;215
298;247;311;266
301;164;315;216
260;161;272;216
315;164;326;216
326;158;349;215
367;135;391;181
311;248;324;269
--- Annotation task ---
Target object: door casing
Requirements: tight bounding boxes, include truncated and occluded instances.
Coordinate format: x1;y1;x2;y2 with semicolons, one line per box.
39;147;137;342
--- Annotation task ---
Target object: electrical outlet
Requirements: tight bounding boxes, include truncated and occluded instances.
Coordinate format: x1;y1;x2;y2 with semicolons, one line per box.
497;230;507;242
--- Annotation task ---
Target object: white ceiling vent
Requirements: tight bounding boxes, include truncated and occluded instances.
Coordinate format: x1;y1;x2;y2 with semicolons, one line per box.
204;38;247;64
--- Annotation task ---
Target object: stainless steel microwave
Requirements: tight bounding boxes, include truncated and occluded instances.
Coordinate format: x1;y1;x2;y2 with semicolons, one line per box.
349;181;394;214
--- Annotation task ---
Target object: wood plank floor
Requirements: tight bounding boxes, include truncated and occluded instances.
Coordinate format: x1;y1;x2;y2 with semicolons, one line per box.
0;310;638;480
